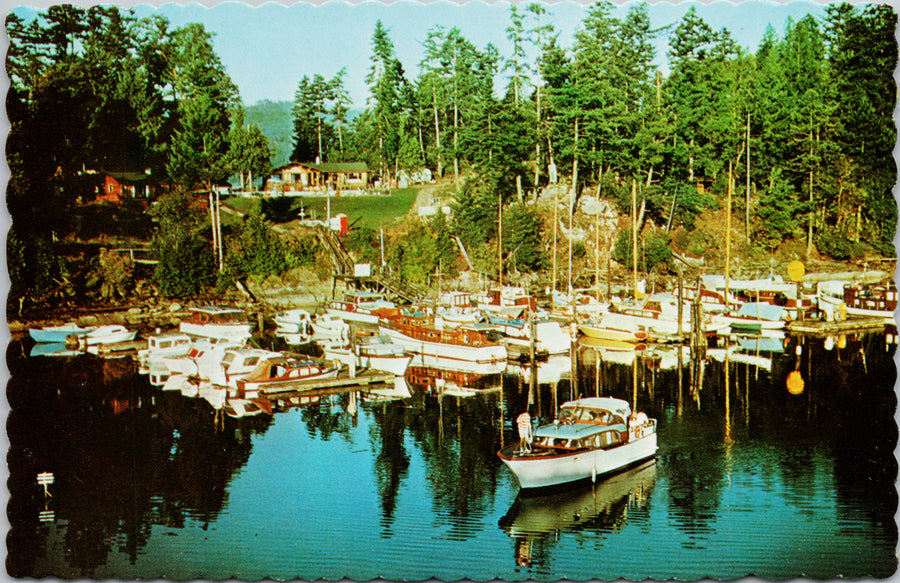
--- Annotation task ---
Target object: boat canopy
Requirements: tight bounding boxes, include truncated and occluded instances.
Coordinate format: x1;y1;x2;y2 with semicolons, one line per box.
534;422;627;440
560;397;631;417
736;302;785;321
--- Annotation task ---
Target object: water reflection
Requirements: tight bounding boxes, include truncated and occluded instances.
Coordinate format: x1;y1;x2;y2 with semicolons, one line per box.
499;461;656;567
6;329;897;579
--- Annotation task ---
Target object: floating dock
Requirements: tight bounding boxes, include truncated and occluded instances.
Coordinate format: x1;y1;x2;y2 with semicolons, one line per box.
259;369;397;399
786;316;887;336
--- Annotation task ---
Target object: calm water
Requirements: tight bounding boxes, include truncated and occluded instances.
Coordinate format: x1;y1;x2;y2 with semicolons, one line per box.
6;331;897;580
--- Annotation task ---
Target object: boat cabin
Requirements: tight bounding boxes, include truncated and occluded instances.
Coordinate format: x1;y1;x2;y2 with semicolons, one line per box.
844;281;897;311
147;333;192;353
184;306;249;325
529;397;634;452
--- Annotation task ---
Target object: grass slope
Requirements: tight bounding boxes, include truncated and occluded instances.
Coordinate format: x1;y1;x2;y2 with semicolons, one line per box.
224;187;421;230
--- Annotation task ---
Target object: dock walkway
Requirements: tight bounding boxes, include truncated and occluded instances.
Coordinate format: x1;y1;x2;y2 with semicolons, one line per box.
259;369;396;398
786;316;887;336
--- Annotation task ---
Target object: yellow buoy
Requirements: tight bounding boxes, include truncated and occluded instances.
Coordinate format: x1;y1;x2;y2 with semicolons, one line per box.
787;260;805;282
787;370;805;395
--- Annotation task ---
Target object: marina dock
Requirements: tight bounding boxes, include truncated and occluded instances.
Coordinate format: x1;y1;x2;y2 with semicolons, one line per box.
259;369;397;398
786;316;888;336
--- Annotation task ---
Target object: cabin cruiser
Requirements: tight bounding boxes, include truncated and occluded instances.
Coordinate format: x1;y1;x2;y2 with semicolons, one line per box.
498;397;657;490
326;290;396;325
323;333;412;375
379;309;507;364
179;306;253;341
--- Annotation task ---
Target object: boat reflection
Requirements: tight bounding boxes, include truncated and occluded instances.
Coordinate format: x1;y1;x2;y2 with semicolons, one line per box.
499;461;656;565
405;354;504;397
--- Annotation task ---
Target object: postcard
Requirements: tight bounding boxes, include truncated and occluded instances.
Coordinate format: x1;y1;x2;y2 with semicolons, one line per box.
5;0;897;579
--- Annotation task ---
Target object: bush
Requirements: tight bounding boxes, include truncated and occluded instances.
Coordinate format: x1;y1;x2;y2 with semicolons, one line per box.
815;227;869;260
613;227;671;272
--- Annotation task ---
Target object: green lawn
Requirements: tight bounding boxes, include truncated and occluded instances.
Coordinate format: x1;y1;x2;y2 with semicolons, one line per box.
224;187;421;230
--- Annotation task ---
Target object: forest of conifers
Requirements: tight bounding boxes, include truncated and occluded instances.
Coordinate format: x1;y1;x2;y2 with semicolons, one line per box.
5;3;897;304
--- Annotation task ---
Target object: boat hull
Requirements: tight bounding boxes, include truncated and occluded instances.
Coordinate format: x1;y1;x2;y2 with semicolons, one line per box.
498;433;658;490
29;325;95;343
379;325;507;364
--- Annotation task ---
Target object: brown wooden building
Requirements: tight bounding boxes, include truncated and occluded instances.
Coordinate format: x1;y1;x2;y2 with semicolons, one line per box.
266;162;369;193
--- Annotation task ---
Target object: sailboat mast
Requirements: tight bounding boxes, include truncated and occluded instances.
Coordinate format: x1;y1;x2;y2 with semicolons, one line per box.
726;162;733;309
498;192;503;288
631;179;637;299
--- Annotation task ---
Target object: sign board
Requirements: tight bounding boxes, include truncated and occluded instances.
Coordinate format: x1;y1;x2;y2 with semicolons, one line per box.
354;263;371;277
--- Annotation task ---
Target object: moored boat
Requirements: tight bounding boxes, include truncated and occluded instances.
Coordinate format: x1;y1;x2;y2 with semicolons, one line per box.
137;331;193;371
323;333;412;375
79;325;138;346
497;397;657;490
28;323;97;344
579;321;647;343
234;355;341;397
179;306;253;341
379;310;507;364
274;308;314;334
325;290;396;324
817;280;897;324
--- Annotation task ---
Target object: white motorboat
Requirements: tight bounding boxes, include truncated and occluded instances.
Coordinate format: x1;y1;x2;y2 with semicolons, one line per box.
137;331;193;371
379;310;507;364
479;316;573;355
204;347;283;387
310;314;351;342
323;334;412;375
274;308;313;334
325;290;396;325
80;325;137;346
179;306;253;341
498;397;657;490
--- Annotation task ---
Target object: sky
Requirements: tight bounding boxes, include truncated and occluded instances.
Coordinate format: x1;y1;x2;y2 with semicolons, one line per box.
7;0;878;108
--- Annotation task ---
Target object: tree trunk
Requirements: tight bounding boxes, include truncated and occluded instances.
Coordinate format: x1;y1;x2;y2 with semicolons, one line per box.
453;99;459;190
433;90;442;178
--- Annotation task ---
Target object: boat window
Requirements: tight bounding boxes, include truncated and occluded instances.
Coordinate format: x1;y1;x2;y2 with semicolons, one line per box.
245;358;259;367
595;431;620;448
222;353;236;365
577;409;597;421
160;340;171;349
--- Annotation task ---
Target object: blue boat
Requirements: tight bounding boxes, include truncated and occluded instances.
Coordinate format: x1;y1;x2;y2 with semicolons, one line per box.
28;324;96;344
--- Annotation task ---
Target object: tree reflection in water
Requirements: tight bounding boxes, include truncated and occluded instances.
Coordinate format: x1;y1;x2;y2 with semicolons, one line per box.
6;340;271;577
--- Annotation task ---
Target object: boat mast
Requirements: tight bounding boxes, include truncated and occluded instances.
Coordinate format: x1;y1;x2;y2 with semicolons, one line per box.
552;190;558;292
631;179;638;300
594;170;601;301
498;192;503;288
726;162;732;310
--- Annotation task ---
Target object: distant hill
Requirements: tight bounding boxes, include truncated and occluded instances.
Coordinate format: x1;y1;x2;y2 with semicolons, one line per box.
245;101;367;170
245;100;294;168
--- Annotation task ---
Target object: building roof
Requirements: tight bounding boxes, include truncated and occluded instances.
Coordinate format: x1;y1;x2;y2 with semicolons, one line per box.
303;162;368;173
270;161;369;175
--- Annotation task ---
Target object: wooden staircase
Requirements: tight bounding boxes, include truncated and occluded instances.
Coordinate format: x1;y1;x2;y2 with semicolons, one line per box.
317;226;428;303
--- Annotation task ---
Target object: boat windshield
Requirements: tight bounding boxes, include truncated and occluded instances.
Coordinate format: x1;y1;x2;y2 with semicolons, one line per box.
558;407;616;423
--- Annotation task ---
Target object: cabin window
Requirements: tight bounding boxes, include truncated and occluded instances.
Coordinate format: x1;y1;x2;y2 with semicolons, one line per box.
222;353;236;365
595;431;620;448
246;358;259;367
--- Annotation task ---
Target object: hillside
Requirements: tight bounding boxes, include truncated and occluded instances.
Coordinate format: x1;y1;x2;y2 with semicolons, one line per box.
245;100;294;168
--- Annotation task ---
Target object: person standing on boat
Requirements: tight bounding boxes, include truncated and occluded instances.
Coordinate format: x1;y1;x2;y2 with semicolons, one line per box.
516;411;533;453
